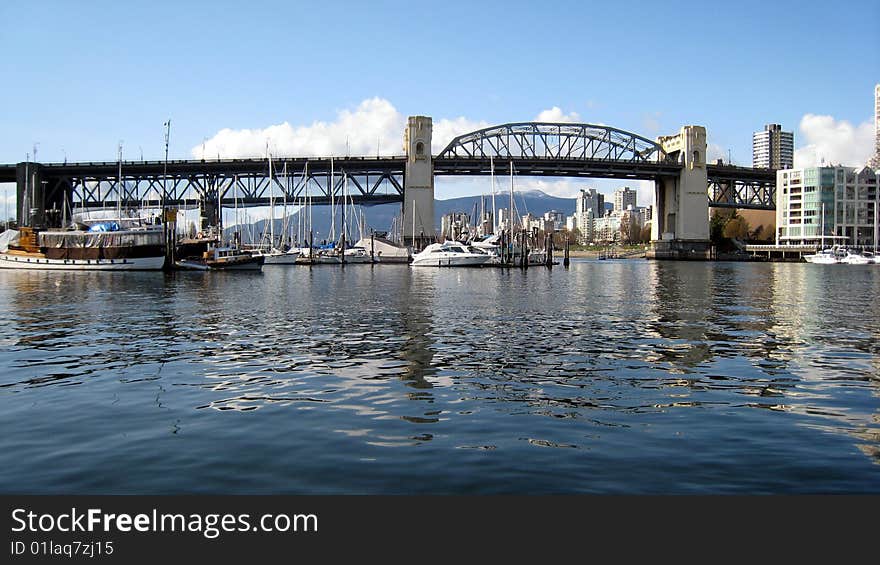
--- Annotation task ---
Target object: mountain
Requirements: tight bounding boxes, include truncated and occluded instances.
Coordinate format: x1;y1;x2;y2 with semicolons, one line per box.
434;190;576;220
224;189;575;244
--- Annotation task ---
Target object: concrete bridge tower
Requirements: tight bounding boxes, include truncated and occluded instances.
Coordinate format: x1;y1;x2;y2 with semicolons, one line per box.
403;116;434;249
649;125;711;259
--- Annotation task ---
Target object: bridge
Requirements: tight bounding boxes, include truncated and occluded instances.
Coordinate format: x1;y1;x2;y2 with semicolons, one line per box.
0;117;776;258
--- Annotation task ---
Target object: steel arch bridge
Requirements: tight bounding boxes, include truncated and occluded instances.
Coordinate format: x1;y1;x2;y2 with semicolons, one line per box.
436;122;669;163
0;122;776;217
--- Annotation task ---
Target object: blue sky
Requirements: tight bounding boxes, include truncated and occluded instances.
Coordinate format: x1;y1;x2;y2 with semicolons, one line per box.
1;0;878;206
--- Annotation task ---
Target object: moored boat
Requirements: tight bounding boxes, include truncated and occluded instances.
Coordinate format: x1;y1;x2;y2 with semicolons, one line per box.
0;219;166;271
410;241;492;267
175;243;264;271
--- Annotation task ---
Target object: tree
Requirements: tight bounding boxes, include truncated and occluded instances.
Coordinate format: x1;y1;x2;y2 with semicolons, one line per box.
619;213;640;244
722;215;750;240
750;224;774;243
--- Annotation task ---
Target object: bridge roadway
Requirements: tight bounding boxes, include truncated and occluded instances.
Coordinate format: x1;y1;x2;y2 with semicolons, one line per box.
0;155;776;210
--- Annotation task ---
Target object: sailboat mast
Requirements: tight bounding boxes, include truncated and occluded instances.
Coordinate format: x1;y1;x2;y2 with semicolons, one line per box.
117;142;123;222
268;149;274;249
163;119;170;218
490;156;497;233
329;156;335;241
306;161;312;247
509;161;514;232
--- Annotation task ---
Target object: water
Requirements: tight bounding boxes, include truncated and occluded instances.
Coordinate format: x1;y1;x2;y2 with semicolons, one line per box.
1;260;879;494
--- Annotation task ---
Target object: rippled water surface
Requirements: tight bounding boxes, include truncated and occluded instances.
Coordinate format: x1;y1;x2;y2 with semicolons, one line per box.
1;260;879;493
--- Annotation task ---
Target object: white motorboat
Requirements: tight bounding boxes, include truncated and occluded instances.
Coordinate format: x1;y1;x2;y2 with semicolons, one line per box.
861;251;880;264
840;250;871;265
804;247;841;264
410;241;492;267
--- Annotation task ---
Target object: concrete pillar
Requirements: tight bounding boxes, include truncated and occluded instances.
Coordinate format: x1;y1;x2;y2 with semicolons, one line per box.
403;116;434;250
649;125;711;259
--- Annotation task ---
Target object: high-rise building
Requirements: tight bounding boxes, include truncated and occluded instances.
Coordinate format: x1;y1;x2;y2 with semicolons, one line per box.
753;124;794;169
576;188;604;218
613;187;637;213
575;188;603;243
870;84;880;168
776;166;878;247
440;212;470;240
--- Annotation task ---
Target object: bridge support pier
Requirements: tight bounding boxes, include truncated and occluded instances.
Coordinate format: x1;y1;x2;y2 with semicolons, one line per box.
402;116;434;250
648;126;712;260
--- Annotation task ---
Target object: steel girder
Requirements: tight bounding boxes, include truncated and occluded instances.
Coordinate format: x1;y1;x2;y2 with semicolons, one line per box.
24;157;406;210
436;122;670;163
706;164;776;209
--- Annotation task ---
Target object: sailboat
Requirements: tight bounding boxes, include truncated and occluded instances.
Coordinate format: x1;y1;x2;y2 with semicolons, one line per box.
256;152;301;265
340;178;374;263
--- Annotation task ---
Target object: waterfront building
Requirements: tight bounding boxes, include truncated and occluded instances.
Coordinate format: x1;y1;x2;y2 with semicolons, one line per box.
593;212;621;244
565;215;576;232
441;211;470;241
543;210;565;231
498;208;515;231
476;211;494;237
776;165;878;247
870;84;880;168
753;124;794;169
613;187;637;213
574;188;603;243
576;188;604;218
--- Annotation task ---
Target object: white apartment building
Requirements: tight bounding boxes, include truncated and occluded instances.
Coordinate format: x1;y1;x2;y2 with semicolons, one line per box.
776;166;879;247
870;84;880;168
753;123;794;169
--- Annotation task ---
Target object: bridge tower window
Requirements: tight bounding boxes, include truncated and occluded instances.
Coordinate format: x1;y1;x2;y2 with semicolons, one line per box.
416;142;424;156
692;150;701;165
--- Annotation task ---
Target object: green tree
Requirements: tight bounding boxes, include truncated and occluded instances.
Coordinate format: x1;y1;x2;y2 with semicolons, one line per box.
722;215;750;240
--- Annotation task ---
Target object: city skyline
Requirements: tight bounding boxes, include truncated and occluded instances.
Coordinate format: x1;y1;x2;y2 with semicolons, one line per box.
1;0;878;209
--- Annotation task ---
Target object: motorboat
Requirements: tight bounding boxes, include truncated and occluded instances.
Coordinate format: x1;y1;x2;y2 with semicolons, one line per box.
804;247;841;264
840;250;871;265
410;241;492;267
175;243;264;271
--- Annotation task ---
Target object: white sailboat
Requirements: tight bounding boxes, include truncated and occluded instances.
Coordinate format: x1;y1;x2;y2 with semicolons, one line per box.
258;152;301;265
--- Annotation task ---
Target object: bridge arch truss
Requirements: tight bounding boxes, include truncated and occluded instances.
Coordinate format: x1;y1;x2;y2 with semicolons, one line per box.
436;122;669;163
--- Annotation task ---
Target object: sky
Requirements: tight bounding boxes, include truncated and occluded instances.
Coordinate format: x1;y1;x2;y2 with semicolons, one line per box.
1;0;878;216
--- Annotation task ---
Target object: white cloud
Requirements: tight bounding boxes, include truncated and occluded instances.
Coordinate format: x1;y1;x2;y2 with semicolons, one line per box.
193;98;493;158
432;116;491;153
193;97;405;159
193;100;593;160
793;114;874;168
534;107;581;123
511;178;582;198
